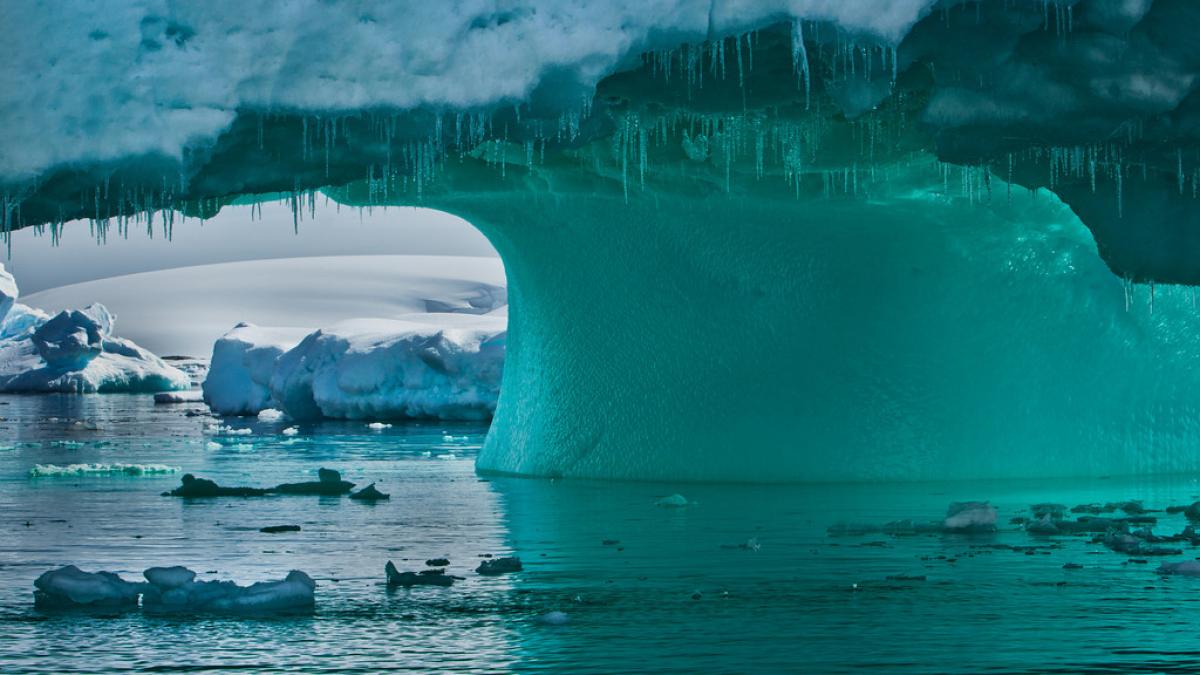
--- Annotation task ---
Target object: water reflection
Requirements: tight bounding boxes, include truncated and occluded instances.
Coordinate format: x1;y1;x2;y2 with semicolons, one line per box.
3;394;1200;672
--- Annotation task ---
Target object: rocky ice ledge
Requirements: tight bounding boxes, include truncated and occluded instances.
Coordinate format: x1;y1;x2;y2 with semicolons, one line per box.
0;265;189;393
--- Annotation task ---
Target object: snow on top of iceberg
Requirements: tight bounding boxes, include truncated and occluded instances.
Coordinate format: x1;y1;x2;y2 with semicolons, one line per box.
0;0;933;181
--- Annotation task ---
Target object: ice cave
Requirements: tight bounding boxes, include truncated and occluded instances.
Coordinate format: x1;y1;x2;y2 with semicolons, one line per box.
4;0;1200;483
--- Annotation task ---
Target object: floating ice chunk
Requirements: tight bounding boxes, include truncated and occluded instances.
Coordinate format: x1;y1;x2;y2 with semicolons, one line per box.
33;566;144;609
537;611;570;626
28;463;180;477
143;566;196;589
350;483;390;501
142;568;315;613
274;467;354;495
202;324;305;416
205;441;222;450
154;390;203;404
385;561;459;588
257;408;285;422
1156;561;1200;577
280;426;299;436
367;422;392;430
476;557;523;575
1025;516;1060;535
943;501;997;531
655;493;689;508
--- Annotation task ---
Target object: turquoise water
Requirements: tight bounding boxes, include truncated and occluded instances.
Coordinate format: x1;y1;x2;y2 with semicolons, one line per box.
3;395;1200;672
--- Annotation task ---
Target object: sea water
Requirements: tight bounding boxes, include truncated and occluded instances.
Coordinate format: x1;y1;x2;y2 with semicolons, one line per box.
2;394;1200;672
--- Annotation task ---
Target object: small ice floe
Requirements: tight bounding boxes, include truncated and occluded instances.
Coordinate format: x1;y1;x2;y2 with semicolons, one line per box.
385;561;460;588
274;468;354;496
141;566;315;613
537;611;570;625
33;565;142;609
29;463;179;478
280;426;299;436
1156;561;1200;577
476;557;523;575
720;538;761;552
1030;503;1068;520
205;441;222;451
218;426;253;436
1101;529;1181;557
349;483;390;501
655;493;689;508
154;391;203;404
367;422;392;430
257;408;285;422
1025;516;1060;535
943;501;997;532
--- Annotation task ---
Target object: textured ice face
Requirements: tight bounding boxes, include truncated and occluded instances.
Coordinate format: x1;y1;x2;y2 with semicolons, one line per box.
0;0;933;180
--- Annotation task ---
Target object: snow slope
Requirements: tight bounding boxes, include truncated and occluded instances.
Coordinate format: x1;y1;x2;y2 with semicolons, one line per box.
23;255;506;357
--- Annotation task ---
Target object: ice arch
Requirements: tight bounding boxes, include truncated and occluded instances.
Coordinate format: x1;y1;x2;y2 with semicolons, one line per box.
6;2;1200;480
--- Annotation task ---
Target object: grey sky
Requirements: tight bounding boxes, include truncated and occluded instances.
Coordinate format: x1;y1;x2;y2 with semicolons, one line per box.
5;200;497;294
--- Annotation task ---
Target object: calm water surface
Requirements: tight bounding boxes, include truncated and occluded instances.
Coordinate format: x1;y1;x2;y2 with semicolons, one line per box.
2;394;1200;673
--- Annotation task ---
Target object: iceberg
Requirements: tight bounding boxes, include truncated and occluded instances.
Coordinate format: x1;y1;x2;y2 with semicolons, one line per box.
269;315;504;421
0;264;188;393
9;2;1200;480
202;323;309;416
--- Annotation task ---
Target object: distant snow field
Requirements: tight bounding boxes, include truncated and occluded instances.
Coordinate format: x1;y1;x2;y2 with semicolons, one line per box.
23;255;506;357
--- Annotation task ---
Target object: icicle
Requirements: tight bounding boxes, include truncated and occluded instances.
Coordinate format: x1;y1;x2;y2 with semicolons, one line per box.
791;19;811;109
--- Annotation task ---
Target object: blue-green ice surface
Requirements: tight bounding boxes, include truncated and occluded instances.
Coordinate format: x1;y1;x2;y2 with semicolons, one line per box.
3;395;1200;672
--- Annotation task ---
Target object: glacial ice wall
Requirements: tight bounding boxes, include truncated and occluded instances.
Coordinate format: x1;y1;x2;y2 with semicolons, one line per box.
5;1;1200;480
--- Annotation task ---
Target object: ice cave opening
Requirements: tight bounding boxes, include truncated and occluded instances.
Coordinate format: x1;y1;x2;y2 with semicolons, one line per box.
6;2;1200;481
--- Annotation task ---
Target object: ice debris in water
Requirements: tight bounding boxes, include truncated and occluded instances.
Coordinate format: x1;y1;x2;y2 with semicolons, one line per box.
34;564;317;613
943;502;997;532
655;493;689;508
350;483;390;501
537;611;570;626
33;565;142;609
141;566;315;613
164;468;354;497
257;408;285;422
29;463;179;478
476;557;523;575
385;561;460;588
367;422;392;430
281;426;299;436
1156;561;1200;577
153;390;203;404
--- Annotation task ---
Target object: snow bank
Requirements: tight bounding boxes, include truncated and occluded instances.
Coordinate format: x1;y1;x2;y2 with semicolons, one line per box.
0;1;933;181
202;323;309;416
269;314;505;421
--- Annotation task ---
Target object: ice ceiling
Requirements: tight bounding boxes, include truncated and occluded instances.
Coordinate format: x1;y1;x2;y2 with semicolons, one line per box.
4;0;1200;480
